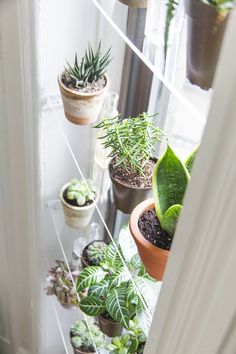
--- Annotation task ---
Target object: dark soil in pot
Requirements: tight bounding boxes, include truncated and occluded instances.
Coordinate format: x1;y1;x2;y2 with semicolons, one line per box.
63;189;94;207
98;312;122;337
61;71;106;94
81;241;107;268
138;208;172;250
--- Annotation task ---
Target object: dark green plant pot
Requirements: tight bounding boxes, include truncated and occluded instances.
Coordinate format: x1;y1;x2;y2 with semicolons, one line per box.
98;315;122;337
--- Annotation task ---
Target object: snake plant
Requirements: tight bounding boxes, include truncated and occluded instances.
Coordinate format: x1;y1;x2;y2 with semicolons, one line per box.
153;145;198;236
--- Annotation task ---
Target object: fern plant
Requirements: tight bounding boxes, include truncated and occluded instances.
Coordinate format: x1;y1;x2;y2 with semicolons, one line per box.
65;41;112;88
76;242;157;329
152;145;198;236
94;113;163;176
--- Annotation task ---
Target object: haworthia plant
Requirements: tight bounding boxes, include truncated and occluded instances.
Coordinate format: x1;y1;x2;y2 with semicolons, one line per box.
153;145;198;236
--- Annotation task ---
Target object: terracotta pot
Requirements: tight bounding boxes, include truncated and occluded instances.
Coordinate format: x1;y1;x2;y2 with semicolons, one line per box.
60;183;97;228
109;161;154;214
185;0;230;90
58;74;110;125
98;315;122;337
129;198;170;280
118;0;147;8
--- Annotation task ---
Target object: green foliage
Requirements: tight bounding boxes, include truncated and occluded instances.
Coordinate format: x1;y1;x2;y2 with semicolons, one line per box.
85;241;108;266
185;146;198;173
106;318;146;354
94;113;163;176
66;178;96;206
153;145;190;236
70;320;104;352
202;0;235;10
65;41;112;87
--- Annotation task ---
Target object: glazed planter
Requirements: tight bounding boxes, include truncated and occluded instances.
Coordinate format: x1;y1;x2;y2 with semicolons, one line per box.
58;74;110;125
129;198;170;280
98;315;122;337
60;183;97;228
119;0;147;8
185;0;230;90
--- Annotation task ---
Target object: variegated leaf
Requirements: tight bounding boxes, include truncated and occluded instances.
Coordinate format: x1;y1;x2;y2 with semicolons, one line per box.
76;266;107;292
88;279;109;298
106;285;130;329
79;296;105;316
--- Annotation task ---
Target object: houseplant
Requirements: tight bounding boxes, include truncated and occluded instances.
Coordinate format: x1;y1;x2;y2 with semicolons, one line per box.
76;241;157;337
70;320;104;354
94;113;163;214
81;240;108;268
185;0;235;89
45;260;80;309
118;0;148;8
58;41;111;125
129;145;197;280
60;178;97;228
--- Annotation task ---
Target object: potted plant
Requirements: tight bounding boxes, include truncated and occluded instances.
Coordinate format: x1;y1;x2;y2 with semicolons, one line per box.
107;318;146;354
185;0;235;89
94;113;163;214
58;41;111;125
45;260;80;309
76;242;157;337
70;320;104;354
129;145;198;280
60;178;97;228
81;240;108;268
118;0;148;8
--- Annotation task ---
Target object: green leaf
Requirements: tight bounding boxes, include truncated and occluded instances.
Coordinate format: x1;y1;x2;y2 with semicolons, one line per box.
106;285;130;329
88;279;109;298
153;145;190;226
76;266;107;292
185;146;198;174
109;265;131;289
79;296;105;316
104;242;123;269
129;253;142;271
162;204;183;236
129;338;139;353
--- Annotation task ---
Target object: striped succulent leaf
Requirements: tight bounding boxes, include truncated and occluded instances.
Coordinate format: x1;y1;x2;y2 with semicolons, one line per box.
106;285;130;329
79;296;105;317
88;279;109;298
76;266;107;292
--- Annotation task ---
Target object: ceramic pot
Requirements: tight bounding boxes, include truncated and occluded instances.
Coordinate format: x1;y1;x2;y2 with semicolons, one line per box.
71;345;95;354
58;74;110;125
129;198;170;280
60;183;97;228
118;0;147;8
98;315;122;337
109;161;154;214
185;0;230;90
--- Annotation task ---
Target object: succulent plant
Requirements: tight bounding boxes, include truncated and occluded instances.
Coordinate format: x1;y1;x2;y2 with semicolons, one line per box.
45;260;79;307
70;320;104;352
84;241;108;266
94;113;163;176
65;41;112;88
66;178;96;207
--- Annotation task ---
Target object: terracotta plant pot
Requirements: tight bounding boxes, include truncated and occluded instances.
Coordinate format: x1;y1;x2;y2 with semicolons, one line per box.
58;74;110;125
129;198;170;280
185;0;230;90
60;183;97;228
119;0;147;8
98;315;122;337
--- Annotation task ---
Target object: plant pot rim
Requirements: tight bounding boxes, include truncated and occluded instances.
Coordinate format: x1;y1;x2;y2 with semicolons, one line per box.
185;0;230;15
60;183;97;211
129;198;170;256
99;314;118;324
58;73;110;98
119;0;148;8
71;343;96;354
109;159;155;191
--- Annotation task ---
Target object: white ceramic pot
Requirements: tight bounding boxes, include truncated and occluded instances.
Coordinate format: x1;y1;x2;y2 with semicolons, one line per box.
58;74;110;125
60;183;97;228
118;0;147;8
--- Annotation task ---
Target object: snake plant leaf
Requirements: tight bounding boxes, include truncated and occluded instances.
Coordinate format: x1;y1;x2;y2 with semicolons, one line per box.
76;266;107;292
79;296;105;317
109;265;131;289
106;285;130;329
185;146;198;174
88;279;109;298
162;204;183;236
153;145;190;224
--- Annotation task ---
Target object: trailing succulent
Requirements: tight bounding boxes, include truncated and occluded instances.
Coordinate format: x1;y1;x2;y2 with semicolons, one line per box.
65;41;112;88
84;241;108;266
107;318;146;354
152;144;198;236
45;260;79;307
65;178;96;206
70;320;104;352
94;113;163;176
77;241;157;330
